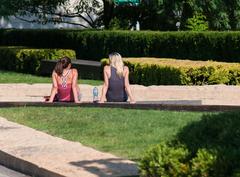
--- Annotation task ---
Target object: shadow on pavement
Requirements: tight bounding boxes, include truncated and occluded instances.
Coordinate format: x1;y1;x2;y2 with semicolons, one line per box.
70;158;139;177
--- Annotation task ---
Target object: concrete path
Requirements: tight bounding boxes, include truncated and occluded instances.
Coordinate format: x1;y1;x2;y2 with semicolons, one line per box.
1;84;240;105
0;165;29;177
0;117;138;177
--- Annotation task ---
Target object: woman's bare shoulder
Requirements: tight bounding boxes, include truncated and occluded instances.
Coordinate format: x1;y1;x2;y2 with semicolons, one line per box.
52;71;58;77
104;65;110;72
71;68;78;74
104;65;110;69
123;66;129;72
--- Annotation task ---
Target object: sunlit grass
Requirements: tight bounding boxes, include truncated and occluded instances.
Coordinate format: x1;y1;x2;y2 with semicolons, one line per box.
0;107;213;160
0;70;102;85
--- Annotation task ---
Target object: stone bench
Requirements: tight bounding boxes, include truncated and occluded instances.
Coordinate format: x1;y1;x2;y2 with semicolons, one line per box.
0;101;240;112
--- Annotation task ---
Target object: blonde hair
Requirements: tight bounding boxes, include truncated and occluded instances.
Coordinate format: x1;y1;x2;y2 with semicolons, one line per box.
109;52;124;77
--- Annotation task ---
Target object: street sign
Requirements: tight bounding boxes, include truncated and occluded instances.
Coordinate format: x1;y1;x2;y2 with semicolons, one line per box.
114;0;140;6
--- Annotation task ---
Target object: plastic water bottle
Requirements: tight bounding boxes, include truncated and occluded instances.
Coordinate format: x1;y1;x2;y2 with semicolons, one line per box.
93;87;98;103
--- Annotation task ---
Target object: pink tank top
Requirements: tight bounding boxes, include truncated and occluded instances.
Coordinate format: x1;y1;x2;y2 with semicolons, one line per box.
57;70;74;102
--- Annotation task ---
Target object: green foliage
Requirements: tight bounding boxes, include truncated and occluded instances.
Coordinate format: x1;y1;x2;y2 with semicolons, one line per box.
186;13;208;31
3;29;240;61
108;17;129;30
0;0;102;28
176;111;240;177
190;149;217;177
140;143;189;177
183;66;231;85
139;0;177;31
139;143;217;177
101;58;240;86
139;0;240;31
140;111;240;177
0;46;76;74
110;2;141;30
229;69;240;85
2;0;240;30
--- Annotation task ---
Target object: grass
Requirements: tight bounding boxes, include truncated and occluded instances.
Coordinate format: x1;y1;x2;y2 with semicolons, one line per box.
0;107;215;160
0;70;102;85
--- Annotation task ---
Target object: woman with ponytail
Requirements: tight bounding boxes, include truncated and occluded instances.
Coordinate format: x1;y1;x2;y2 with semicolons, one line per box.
47;56;80;103
99;52;135;103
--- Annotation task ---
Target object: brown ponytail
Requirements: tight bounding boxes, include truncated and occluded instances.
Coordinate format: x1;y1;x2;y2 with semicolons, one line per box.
54;56;71;75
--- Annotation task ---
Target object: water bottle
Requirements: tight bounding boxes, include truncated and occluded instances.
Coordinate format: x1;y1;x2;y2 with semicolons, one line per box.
93;87;98;103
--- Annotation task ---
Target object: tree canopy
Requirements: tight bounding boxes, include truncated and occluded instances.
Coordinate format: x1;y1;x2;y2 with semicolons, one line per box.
1;0;240;30
0;0;102;28
139;0;240;31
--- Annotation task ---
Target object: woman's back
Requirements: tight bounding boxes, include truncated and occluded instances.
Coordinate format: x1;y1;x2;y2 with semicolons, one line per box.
47;56;80;103
106;66;127;102
99;52;135;104
55;69;74;102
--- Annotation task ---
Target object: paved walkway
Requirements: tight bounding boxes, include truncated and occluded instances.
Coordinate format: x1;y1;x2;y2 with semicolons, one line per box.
0;117;138;177
0;165;29;177
1;84;240;105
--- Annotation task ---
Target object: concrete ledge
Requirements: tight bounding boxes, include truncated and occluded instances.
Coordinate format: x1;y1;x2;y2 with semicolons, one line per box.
0;117;138;177
0;102;240;112
0;150;64;177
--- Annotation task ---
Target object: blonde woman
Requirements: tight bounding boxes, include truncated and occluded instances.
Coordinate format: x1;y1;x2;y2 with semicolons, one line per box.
99;52;135;103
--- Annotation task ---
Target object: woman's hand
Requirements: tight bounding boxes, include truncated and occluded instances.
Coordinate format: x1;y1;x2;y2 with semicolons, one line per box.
129;99;136;104
98;99;105;104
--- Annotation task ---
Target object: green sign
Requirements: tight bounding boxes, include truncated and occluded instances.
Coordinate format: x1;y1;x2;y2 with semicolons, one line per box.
114;0;140;6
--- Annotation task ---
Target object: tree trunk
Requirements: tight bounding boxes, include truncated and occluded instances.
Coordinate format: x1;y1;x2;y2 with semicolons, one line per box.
103;0;114;29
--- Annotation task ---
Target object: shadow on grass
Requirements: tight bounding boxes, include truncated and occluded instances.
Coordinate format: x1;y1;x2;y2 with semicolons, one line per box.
176;111;240;177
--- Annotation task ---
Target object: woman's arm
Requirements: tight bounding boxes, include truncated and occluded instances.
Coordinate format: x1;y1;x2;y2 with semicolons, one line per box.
99;66;109;103
72;69;80;103
124;67;135;104
48;72;58;102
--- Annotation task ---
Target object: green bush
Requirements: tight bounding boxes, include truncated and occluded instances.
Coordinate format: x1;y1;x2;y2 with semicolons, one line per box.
185;13;209;31
140;111;240;177
0;46;76;74
101;58;240;85
139;143;217;177
140;143;189;177
2;29;240;61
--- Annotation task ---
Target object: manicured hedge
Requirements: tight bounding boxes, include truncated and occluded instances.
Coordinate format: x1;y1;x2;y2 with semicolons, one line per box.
1;29;240;61
140;143;217;177
0;46;76;74
101;58;240;85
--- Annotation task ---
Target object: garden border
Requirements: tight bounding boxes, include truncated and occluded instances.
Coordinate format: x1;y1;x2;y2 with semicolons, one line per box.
0;102;240;112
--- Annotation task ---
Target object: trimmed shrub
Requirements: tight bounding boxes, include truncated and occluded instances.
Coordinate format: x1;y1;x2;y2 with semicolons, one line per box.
139;143;190;177
140;111;240;177
139;143;217;177
1;29;240;61
0;46;76;74
101;58;240;85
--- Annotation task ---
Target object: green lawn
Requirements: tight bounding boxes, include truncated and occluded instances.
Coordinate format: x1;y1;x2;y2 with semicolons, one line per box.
0;70;102;85
0;107;215;160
